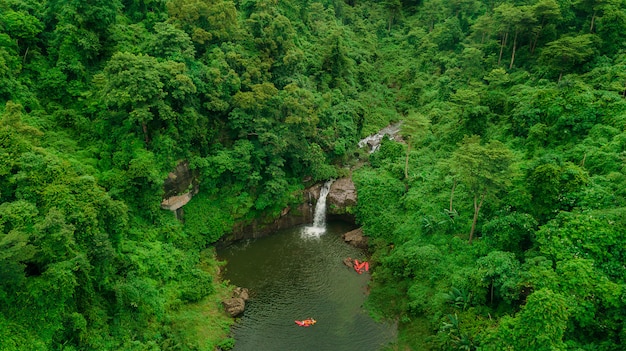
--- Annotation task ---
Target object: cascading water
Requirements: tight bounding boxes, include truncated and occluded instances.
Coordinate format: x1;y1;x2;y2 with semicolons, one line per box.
302;179;334;237
217;182;397;351
357;122;403;153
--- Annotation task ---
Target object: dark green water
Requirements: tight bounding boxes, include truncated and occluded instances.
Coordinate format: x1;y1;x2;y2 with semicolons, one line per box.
216;221;397;351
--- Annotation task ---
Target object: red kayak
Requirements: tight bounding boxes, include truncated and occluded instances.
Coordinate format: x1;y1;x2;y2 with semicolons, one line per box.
295;319;317;327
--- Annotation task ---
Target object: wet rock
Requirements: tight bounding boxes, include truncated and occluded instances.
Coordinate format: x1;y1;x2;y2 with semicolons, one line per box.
223;287;250;317
357;122;403;153
327;178;357;209
342;227;368;249
222;298;246;317
222;178;358;242
225;202;313;241
233;287;249;301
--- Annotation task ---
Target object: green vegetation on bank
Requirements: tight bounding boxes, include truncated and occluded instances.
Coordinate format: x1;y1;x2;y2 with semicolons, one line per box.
1;0;626;350
352;1;626;349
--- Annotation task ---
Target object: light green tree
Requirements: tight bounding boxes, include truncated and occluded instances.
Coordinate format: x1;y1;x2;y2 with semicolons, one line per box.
99;52;196;145
493;3;537;68
166;0;239;45
574;0;623;32
400;112;431;179
540;34;597;81
450;135;514;244
488;289;570;351
531;0;562;53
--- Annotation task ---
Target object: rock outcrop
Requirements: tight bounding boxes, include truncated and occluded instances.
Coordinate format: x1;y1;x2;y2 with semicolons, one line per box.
160;192;195;212
222;287;250;317
327;178;357;220
160;161;198;212
326;178;357;213
342;227;368;249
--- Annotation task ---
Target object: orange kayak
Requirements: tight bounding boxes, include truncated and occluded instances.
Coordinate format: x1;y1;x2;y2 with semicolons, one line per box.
295;319;317;327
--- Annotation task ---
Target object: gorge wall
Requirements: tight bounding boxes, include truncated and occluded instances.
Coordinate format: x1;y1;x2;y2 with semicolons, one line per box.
160;162;358;242
222;178;358;241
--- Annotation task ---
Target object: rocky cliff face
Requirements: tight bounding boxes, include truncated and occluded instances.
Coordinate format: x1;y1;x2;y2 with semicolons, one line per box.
222;177;358;241
224;202;314;241
159;163;358;241
160;161;198;214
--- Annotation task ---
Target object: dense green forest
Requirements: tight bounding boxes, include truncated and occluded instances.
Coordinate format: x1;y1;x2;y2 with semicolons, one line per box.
1;0;626;349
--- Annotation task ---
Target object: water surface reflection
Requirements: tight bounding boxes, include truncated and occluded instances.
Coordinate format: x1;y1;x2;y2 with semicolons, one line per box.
217;222;396;351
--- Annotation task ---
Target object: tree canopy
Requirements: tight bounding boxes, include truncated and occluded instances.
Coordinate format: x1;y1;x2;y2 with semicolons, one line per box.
1;0;626;350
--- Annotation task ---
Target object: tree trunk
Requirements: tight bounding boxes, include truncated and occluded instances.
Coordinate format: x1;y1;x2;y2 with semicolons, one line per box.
449;179;457;213
532;18;546;54
469;192;485;245
498;31;508;66
509;30;518;69
590;11;596;32
531;30;540;54
23;47;29;64
142;122;150;144
581;153;587;167
404;139;411;179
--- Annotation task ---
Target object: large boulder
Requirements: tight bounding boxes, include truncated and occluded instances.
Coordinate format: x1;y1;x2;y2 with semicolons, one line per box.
342;227;368;249
222;287;250;317
232;287;250;301
327;178;357;209
326;177;357;222
161;192;195;212
222;298;246;317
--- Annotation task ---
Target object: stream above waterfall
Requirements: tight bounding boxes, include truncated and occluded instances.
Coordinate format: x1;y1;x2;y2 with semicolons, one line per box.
216;221;397;351
358;122;403;153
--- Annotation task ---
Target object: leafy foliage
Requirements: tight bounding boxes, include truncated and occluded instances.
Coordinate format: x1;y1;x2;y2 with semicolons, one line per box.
1;0;626;349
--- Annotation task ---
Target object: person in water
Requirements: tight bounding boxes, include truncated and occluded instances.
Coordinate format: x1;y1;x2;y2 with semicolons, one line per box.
296;318;317;326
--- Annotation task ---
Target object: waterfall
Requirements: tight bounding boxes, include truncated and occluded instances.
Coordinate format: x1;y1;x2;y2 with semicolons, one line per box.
357;122;403;153
302;179;334;237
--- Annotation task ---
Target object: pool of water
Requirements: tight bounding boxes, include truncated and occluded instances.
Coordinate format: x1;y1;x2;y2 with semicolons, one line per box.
216;221;396;351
